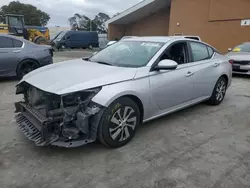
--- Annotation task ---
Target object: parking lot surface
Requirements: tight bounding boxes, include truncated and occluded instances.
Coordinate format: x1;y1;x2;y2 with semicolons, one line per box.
53;49;96;63
0;51;250;188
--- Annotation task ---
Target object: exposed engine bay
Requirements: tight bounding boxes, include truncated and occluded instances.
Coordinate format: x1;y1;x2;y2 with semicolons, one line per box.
15;82;103;148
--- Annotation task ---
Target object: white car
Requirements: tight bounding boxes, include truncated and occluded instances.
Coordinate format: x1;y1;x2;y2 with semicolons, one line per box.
106;36;138;47
227;42;250;74
15;37;232;148
107;36;201;47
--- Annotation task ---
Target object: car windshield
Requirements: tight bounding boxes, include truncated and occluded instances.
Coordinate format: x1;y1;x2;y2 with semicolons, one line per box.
8;16;24;27
56;31;67;40
89;41;164;68
232;43;250;52
51;31;62;40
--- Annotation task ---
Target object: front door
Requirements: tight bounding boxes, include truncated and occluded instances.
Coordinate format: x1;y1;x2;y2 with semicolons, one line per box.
149;41;195;110
150;65;195;110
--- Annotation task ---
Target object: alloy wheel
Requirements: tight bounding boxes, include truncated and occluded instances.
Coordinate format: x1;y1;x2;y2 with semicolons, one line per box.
216;80;226;102
109;106;137;142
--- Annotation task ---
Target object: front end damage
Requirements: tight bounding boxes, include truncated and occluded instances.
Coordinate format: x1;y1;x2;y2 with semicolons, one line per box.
15;82;103;148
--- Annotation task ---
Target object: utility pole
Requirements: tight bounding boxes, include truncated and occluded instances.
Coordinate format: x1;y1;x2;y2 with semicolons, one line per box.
90;20;92;31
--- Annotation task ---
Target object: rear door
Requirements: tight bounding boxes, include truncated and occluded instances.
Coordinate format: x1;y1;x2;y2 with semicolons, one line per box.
187;41;221;99
0;36;23;75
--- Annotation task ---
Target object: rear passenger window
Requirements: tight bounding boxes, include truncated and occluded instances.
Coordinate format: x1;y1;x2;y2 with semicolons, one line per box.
208;47;214;57
0;36;14;48
13;39;23;48
190;42;209;62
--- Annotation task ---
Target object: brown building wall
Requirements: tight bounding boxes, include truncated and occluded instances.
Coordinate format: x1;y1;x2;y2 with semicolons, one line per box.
108;24;125;40
168;0;250;53
209;0;250;21
108;7;170;40
125;8;170;36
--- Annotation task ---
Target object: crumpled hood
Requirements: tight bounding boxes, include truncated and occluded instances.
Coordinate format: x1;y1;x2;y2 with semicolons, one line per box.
226;52;250;61
19;59;138;95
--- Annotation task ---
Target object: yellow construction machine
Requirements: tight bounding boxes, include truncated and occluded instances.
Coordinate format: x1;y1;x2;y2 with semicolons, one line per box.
0;14;50;44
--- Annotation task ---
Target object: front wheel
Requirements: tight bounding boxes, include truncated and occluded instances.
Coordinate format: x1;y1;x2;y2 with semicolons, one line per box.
98;97;140;148
207;76;227;105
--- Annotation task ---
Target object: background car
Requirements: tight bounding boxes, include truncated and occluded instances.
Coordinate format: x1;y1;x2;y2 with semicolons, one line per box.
52;30;99;50
0;34;53;78
227;42;250;74
15;37;232;148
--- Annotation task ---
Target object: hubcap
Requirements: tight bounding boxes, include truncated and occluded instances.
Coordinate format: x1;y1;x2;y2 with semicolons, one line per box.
109;106;137;141
216;80;226;102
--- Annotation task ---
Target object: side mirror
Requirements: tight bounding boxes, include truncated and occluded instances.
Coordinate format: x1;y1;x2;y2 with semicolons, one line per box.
64;36;70;40
228;48;232;52
154;60;178;71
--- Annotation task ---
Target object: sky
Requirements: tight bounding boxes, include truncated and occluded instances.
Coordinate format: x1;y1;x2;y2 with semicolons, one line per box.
0;0;143;27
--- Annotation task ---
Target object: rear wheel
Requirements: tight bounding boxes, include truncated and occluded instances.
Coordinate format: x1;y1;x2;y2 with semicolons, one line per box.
17;60;39;79
207;76;227;105
98;97;140;148
34;36;49;45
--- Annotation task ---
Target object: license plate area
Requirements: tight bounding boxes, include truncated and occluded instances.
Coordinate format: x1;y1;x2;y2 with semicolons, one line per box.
233;64;240;70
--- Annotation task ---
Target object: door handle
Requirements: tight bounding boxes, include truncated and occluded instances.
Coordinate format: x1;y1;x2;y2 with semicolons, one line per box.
13;50;21;53
213;62;220;67
186;71;194;77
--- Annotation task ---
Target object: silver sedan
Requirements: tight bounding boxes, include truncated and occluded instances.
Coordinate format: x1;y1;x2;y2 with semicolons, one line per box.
0;34;53;78
227;42;250;75
15;37;232;148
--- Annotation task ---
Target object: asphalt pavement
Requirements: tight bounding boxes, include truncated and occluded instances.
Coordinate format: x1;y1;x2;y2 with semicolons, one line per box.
53;49;96;63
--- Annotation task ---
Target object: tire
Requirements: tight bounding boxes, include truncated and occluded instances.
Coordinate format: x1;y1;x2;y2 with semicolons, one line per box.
207;76;227;105
17;60;39;79
88;45;93;49
34;37;49;45
98;97;140;148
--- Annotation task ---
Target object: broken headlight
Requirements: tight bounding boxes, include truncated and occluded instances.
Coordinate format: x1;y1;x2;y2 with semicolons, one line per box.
62;87;102;107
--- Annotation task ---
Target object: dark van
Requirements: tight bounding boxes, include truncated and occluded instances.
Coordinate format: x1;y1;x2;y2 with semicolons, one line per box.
54;30;99;49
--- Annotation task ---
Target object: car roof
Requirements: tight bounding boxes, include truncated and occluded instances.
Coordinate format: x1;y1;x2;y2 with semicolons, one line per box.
0;34;27;42
124;36;174;43
123;36;201;43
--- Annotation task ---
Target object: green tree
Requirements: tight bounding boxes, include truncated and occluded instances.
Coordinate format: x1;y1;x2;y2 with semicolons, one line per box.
0;1;50;26
69;12;110;33
93;13;110;33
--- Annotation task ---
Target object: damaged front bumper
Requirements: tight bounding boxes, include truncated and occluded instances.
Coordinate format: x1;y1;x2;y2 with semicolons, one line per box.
15;98;103;148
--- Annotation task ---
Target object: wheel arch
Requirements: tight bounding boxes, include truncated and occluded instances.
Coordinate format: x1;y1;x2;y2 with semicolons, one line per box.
221;74;229;87
93;91;145;124
16;58;40;75
122;95;144;124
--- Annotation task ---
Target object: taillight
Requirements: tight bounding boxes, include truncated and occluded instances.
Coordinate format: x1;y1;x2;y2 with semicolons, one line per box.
44;49;53;57
229;60;233;65
50;49;53;57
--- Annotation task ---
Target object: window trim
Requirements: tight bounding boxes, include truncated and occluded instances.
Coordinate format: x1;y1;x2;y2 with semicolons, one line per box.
187;41;214;62
13;38;24;48
0;36;24;49
207;46;215;58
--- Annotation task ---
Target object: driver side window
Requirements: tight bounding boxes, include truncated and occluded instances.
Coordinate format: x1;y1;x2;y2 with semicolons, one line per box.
159;42;189;65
